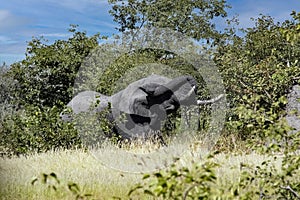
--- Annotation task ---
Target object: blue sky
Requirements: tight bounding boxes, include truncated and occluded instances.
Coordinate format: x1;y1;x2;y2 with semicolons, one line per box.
0;0;299;65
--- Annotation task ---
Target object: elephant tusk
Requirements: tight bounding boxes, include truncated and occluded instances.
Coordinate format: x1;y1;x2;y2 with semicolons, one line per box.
187;85;196;97
197;94;225;105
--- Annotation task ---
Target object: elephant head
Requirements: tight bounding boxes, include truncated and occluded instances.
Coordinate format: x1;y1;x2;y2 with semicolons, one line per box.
112;75;197;114
109;74;198;138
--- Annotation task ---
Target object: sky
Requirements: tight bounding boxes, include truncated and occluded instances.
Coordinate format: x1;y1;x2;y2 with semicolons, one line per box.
0;0;299;65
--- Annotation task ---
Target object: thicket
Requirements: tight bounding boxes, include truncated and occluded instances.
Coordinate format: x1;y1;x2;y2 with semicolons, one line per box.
127;12;298;199
128;133;300;199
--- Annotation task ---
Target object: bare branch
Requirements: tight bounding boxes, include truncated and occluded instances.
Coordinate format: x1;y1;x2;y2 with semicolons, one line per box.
280;185;300;199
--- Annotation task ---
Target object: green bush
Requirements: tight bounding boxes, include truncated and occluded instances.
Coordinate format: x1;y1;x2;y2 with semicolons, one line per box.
76;47;207;96
32;172;93;200
8;25;100;109
0;105;80;156
0;64;18;146
127;12;300;200
0;26;100;156
128;154;219;199
216;12;300;141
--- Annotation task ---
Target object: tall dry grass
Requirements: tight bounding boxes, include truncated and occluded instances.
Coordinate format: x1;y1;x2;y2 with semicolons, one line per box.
0;143;284;200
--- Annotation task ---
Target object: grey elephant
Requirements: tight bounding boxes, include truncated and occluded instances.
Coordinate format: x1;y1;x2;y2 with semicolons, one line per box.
61;74;223;142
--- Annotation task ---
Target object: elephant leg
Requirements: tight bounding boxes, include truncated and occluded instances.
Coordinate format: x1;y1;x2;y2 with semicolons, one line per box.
149;104;167;130
147;104;168;145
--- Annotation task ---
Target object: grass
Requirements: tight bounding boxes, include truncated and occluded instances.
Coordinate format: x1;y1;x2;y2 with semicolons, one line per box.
0;148;143;199
0;143;288;200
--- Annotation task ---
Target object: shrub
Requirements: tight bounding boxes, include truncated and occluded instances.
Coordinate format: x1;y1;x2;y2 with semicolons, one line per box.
216;12;300;140
129;124;300;199
0;26;99;156
128;154;219;199
8;25;100;109
0;105;80;156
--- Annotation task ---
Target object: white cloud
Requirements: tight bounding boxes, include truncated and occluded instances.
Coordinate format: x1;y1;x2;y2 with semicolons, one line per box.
0;10;30;30
44;0;109;13
0;35;18;45
39;33;72;37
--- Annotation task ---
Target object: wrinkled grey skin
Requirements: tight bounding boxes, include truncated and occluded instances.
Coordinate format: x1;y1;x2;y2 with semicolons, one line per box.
61;74;199;140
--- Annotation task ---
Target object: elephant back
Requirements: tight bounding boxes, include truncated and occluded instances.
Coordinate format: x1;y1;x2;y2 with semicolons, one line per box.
67;91;110;114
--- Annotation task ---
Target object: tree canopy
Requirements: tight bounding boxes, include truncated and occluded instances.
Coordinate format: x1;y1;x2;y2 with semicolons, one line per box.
109;0;230;41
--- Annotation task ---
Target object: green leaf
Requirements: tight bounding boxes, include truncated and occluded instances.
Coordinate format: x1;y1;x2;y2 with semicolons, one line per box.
154;172;163;178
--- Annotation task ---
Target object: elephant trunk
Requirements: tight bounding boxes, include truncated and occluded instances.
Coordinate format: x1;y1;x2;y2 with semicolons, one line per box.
153;76;195;97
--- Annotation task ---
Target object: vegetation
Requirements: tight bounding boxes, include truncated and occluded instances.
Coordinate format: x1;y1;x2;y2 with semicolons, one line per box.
0;105;80;156
9;25;100;108
0;148;299;199
129;125;300;199
0;63;14;105
0;0;299;199
0;26;102;156
217;12;300;143
109;0;230;43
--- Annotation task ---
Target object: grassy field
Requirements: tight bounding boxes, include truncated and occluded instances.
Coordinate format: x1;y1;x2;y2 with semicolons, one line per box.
0;145;287;200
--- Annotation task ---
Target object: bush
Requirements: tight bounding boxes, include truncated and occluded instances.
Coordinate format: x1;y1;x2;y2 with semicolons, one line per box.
128;154;219;199
127;12;300;200
216;12;300;141
0;26;99;156
0;63;18;145
8;25;100;109
0;105;80;156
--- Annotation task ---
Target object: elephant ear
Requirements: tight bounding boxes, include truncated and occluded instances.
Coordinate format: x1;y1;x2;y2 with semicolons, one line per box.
112;87;151;117
130;83;162;116
112;75;170;117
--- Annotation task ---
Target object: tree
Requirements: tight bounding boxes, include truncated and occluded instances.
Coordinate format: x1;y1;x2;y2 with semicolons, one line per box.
0;26;100;155
9;25;100;108
108;0;230;41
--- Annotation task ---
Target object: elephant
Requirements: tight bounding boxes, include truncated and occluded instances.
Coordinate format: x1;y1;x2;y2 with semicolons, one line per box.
61;74;224;142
